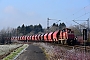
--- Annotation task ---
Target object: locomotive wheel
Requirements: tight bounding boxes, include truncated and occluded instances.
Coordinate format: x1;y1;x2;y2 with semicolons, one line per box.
67;39;76;46
67;39;72;45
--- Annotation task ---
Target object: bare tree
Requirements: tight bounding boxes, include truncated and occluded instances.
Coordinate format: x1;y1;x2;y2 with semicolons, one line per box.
0;27;14;44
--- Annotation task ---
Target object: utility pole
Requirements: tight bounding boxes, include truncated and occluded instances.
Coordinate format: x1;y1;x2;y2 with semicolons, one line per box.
47;18;49;29
87;18;89;31
47;18;61;30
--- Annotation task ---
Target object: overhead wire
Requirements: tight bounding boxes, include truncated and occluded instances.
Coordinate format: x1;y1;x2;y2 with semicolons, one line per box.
64;4;90;28
73;20;87;28
65;4;90;20
74;12;90;20
72;4;90;16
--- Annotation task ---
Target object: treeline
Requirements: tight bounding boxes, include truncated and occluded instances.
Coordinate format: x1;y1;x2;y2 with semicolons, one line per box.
47;22;66;32
0;22;66;44
17;24;44;35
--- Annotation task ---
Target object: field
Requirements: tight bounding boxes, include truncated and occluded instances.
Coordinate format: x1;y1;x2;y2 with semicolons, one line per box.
3;44;28;60
0;44;23;59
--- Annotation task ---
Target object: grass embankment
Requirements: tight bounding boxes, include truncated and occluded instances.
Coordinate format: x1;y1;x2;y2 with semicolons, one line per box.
3;44;28;60
33;43;51;60
39;47;50;60
0;44;23;59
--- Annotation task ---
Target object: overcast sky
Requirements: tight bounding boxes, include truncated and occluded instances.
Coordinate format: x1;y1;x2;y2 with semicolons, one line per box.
0;0;90;30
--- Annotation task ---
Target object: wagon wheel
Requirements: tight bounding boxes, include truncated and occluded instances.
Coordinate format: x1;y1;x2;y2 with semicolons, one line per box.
58;40;61;44
53;39;56;43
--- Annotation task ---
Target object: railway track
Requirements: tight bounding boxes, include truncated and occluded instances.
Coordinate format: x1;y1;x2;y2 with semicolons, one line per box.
51;43;90;52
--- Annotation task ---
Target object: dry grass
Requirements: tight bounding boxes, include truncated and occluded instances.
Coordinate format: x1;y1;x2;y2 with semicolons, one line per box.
33;42;90;60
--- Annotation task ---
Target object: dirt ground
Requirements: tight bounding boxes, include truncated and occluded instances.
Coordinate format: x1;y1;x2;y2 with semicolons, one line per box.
15;44;47;60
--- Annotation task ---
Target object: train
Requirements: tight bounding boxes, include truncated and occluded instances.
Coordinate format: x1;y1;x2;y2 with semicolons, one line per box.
11;28;78;45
